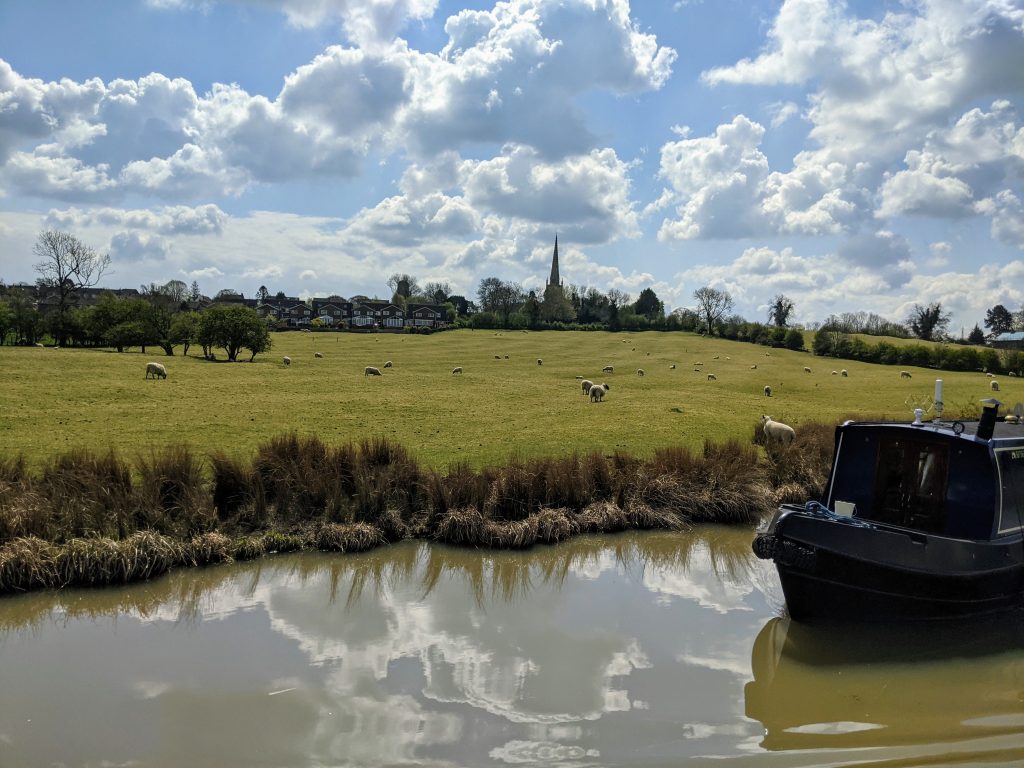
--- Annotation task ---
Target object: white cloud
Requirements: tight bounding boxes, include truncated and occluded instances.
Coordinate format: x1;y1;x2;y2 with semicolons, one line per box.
45;204;227;235
299;269;318;280
109;230;171;262
188;266;224;280
977;190;1024;248
768;101;800;129
703;0;1024;166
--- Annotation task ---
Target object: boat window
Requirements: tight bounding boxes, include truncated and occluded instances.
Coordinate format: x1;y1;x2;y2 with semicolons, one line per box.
868;438;949;533
997;449;1024;533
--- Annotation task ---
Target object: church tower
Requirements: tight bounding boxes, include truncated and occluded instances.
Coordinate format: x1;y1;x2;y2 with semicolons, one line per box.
546;234;561;288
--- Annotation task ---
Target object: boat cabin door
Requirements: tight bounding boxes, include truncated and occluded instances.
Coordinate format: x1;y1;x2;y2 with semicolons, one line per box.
870;438;949;533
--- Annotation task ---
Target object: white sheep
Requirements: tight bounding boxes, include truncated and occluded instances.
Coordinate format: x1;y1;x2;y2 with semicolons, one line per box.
314;352;323;358
581;379;594;394
575;375;584;380
145;362;167;379
991;380;1000;392
713;355;719;360
301;328;311;333
707;373;717;381
1006;414;1020;424
283;356;291;366
34;342;44;348
987;372;996;378
602;366;614;373
804;367;812;373
841;369;848;377
831;370;838;376
669;364;676;370
384;361;393;368
900;370;912;379
637;369;645;377
589;383;609;402
750;364;757;370
537;358;543;366
1010;372;1018;377
764;385;772;397
762;415;796;445
365;366;382;376
452;366;463;375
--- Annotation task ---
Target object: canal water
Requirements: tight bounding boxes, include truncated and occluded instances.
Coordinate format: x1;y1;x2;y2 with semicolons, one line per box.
1;528;1023;767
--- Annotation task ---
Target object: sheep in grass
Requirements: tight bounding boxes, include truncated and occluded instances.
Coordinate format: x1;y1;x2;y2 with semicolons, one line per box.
637;369;645;377
707;373;717;381
750;364;757;370
581;379;594;395
452;366;463;375
589;383;609;402
831;370;838;376
283;356;291;366
987;372;996;378
384;361;393;369
145;362;167;379
602;365;614;373
494;355;501;360
537;358;543;366
992;380;1001;392
764;385;772;397
841;369;848;377
762;415;796;445
901;370;912;379
804;367;812;373
365;366;382;376
670;364;676;370
575;375;584;380
1011;372;1018;377
504;355;509;359
314;352;324;358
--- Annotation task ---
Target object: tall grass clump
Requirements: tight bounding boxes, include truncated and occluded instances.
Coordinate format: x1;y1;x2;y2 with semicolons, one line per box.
41;449;136;540
138;445;216;536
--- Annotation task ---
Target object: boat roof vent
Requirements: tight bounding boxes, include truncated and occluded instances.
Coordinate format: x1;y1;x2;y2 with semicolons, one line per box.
978;398;1002;441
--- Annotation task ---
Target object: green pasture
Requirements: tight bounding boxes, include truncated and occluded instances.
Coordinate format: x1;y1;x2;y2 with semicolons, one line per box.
0;330;1017;469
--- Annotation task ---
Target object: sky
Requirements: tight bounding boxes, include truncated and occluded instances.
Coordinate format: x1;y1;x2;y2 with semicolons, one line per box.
0;0;1022;331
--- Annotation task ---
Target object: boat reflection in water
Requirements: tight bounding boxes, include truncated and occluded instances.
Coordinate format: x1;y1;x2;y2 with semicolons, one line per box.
745;615;1024;755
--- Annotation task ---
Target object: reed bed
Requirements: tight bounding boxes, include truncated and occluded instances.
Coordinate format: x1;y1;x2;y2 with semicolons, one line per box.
0;424;836;594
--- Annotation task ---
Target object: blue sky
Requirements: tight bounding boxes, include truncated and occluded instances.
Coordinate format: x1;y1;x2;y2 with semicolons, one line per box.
1;0;1022;331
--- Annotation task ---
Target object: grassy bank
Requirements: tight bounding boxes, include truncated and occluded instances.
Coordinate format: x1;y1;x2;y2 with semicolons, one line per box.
0;422;834;594
1;329;1014;469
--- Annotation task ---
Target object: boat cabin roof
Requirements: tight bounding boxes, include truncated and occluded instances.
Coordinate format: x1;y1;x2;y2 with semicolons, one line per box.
826;420;1024;540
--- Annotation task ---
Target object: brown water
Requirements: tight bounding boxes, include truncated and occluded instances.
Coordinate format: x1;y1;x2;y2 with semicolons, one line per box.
1;528;1023;767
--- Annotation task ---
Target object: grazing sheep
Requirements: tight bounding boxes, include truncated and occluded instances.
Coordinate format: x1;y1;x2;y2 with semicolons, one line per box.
283;356;291;366
1006;414;1020;424
670;364;676;369
901;370;912;379
301;328;311;333
987;372;996;378
602;366;614;373
384;361;393;368
764;385;772;397
841;369;848;377
762;415;796;445
314;352;323;358
750;364;757;370
637;369;645;377
831;370;838;375
581;379;594;394
504;355;509;359
537;358;543;366
34;342;44;348
726;356;731;360
452;366;463;374
575;375;584;380
1010;372;1018;377
713;355;720;360
765;352;771;356
145;362;167;379
589;383;608;402
991;380;1000;392
707;373;717;381
364;366;382;376
804;367;812;373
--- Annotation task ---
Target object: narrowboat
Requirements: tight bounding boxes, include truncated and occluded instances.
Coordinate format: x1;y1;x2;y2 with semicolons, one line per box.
753;393;1024;622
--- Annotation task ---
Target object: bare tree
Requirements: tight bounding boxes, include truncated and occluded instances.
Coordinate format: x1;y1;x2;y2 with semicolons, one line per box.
693;286;734;335
33;230;110;346
422;280;452;304
387;273;421;300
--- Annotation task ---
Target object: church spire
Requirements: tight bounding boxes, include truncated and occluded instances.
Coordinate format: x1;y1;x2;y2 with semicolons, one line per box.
548;234;561;287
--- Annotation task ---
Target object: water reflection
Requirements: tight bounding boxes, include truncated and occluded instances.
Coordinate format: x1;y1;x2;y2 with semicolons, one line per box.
745;616;1024;757
4;528;1023;767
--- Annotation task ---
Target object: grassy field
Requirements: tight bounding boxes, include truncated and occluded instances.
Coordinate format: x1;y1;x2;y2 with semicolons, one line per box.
1;329;1017;469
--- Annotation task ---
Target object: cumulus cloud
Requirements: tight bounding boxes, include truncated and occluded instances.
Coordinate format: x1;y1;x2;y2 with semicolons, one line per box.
703;0;1024;166
45;204;227;235
110;230;171;262
977;190;1024;248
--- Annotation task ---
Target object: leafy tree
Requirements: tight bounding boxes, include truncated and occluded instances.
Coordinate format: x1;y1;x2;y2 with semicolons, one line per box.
984;304;1015;337
88;293;149;352
784;328;805;350
634;288;664;321
477;277;524;327
388;273;421;301
8;293;42;345
522;291;542;328
33;230;111;347
169;312;201;356
768;294;795;327
189;281;201;302
215;288;242;300
907;302;951;341
198;304;272;362
0;300;12;345
447;295;472;316
162;279;189;306
274;290;286;300
693;286;734;335
967;324;986;345
422;281;451;304
541;283;576;323
256;285;270;302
